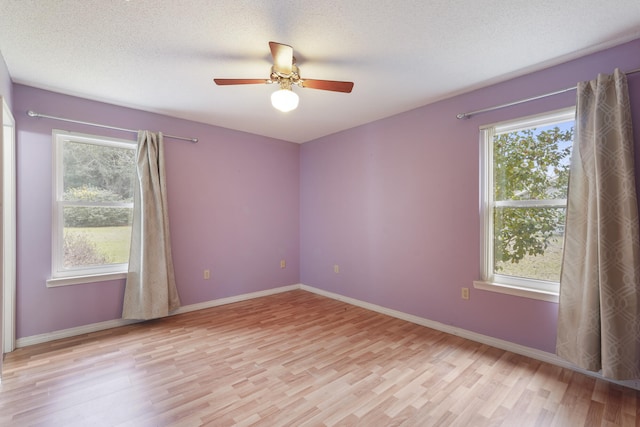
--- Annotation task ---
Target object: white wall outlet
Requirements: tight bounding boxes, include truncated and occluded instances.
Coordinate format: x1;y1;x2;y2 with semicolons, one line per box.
280;259;286;269
334;264;340;273
204;269;211;280
461;287;469;300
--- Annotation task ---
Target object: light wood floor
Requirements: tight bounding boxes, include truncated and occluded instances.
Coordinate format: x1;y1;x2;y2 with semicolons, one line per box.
1;290;638;426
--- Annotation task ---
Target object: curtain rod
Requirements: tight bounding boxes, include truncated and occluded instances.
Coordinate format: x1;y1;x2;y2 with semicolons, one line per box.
26;110;198;143
456;67;640;120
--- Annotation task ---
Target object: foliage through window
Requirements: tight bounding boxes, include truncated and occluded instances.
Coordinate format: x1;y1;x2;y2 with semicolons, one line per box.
479;108;574;294
52;130;135;278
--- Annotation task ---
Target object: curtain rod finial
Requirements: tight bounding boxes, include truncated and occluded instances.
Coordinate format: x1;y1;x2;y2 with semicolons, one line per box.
456;113;469;120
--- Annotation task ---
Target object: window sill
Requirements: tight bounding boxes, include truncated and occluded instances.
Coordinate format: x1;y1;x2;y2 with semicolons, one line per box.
473;280;559;303
47;272;127;287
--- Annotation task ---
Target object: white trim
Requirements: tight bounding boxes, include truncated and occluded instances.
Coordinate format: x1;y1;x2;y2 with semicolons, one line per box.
480;107;575;133
58;130;137;149
15;283;639;391
51;129;135;280
479;107;575;294
171;284;300;315
46;272;128;287
473;280;559;302
16;284;300;347
479;127;494;284
2;97;16;354
494;199;567;208
16;318;142;348
299;284;640;391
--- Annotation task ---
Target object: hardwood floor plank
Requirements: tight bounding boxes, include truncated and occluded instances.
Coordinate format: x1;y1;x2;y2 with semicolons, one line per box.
1;290;639;426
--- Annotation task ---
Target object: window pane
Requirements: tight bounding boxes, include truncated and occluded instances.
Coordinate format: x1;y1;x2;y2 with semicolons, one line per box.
493;122;573;202
63;140;135;202
63;206;133;269
493;206;565;282
52;130;136;279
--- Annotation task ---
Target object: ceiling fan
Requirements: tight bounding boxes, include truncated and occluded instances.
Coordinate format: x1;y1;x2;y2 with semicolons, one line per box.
214;41;354;112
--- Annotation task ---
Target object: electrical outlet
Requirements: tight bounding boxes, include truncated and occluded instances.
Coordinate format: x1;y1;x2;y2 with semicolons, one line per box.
334;264;340;273
461;287;469;300
204;269;211;280
280;259;286;269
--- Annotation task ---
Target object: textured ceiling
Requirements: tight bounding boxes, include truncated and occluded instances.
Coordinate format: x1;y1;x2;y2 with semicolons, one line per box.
1;0;639;143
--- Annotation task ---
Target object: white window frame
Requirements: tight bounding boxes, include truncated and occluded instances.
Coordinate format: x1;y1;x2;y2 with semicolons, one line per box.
474;107;575;302
48;130;135;287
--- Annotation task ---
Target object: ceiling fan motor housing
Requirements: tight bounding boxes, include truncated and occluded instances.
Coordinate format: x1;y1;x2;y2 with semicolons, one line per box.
214;42;354;95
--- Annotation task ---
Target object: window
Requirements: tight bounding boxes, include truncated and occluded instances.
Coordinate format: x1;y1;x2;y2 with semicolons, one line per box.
475;108;574;300
49;130;135;286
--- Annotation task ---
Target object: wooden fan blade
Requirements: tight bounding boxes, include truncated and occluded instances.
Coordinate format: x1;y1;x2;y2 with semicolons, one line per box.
214;78;269;85
300;79;354;93
269;41;293;75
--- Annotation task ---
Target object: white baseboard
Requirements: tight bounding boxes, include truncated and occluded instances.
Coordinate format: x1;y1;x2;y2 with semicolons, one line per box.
16;318;141;348
300;284;640;391
15;284;300;348
15;283;640;391
171;284;299;315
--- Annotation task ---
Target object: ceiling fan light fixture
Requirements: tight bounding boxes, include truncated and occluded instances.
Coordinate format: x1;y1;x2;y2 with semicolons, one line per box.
214;42;353;113
271;87;299;112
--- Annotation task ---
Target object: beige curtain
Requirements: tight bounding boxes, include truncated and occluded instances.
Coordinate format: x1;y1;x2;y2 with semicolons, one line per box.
122;131;181;320
556;69;640;380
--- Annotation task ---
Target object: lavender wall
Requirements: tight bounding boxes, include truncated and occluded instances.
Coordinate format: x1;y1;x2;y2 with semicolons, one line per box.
14;85;300;338
300;38;640;354
12;37;640;354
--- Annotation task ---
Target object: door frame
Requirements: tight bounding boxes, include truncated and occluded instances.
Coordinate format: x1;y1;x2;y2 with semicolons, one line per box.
1;97;16;354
